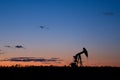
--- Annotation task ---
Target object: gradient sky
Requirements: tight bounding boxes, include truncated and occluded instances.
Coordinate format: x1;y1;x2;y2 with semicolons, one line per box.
0;0;120;67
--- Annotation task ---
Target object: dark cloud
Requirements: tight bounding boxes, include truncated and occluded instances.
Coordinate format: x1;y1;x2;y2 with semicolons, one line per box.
39;26;49;30
103;12;115;16
4;45;25;49
4;57;62;63
15;45;25;49
40;26;45;29
48;58;60;61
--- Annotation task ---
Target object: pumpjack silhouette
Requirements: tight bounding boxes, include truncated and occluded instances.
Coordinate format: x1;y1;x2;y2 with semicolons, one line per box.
70;48;88;67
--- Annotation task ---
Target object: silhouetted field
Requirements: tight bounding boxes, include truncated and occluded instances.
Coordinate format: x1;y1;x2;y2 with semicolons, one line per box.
0;66;119;80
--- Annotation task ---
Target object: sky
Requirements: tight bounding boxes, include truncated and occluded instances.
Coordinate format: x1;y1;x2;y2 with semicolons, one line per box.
0;0;120;67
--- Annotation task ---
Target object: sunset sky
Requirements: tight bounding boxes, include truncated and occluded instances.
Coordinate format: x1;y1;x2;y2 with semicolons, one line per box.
0;0;120;67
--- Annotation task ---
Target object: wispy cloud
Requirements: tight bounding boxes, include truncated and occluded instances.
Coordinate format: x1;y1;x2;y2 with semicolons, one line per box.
39;26;49;30
4;45;12;48
3;57;62;63
4;45;25;49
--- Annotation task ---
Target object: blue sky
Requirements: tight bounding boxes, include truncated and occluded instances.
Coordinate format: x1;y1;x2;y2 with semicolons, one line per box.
0;0;120;66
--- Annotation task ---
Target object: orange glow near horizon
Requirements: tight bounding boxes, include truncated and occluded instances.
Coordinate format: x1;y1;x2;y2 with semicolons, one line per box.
0;49;120;67
0;61;66;67
0;58;120;67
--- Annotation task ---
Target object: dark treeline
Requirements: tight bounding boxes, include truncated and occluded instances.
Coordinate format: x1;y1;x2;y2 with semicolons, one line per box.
0;66;119;80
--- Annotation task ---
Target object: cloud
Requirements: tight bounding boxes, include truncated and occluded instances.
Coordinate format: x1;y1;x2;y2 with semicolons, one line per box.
4;57;62;63
39;26;49;30
4;45;25;49
4;45;12;48
40;26;45;29
103;12;115;16
15;45;25;49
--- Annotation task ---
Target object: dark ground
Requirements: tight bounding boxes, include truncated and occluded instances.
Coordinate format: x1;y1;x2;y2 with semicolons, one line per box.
0;66;119;80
